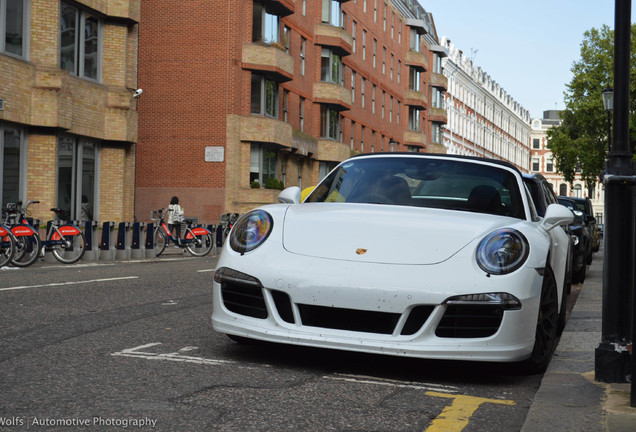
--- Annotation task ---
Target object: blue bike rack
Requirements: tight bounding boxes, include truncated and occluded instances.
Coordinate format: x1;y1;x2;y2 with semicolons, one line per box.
115;221;131;260
131;221;147;259
100;221;116;260
83;220;100;261
145;222;157;258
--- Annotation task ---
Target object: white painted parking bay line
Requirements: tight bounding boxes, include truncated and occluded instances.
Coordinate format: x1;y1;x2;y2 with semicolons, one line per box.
325;373;459;393
0;276;139;292
111;343;244;367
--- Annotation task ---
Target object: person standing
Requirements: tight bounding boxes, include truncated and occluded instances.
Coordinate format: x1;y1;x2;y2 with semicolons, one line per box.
167;196;184;245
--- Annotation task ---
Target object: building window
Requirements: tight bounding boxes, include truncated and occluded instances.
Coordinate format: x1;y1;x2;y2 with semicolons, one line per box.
320;106;340;140
431;123;442;144
390;54;394;81
283;26;290;53
299;97;305;131
408;107;420;131
531;158;540;172
351;71;356;103
382;46;386;74
396;100;400;124
389;96;393;123
302;0;306;15
300;37;306;75
57;136;99;221
250;143;278;186
60;2;102;81
433;53;442;74
431;88;444;109
1;124;26;208
350;120;355;149
409;67;420;91
397;60;401;83
532;138;541;149
372;38;377;68
546;158;554;172
361;78;365;108
371;84;376;114
253;1;281;43
319;161;338;181
409;28;420;51
251;74;278;118
574;184;582;198
321;48;342;84
352;20;356;53
362;30;366;61
1;0;29;58
381;91;385;119
282;89;289;122
322;0;342;27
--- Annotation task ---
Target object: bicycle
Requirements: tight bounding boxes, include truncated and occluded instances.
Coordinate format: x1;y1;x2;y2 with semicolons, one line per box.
4;200;87;266
0;222;17;268
151;208;213;257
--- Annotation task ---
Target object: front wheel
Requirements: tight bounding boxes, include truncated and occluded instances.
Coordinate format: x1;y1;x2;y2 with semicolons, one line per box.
0;233;16;267
185;233;213;257
154;229;167;256
12;234;42;267
522;266;559;373
51;231;86;264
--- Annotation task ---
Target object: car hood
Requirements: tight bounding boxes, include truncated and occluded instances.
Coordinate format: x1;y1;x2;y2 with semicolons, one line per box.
281;203;511;265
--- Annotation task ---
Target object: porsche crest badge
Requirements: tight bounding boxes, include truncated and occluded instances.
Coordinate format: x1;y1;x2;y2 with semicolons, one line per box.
356;248;368;255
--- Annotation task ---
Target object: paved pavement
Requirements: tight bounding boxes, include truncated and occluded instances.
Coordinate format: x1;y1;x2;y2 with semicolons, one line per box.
521;247;636;431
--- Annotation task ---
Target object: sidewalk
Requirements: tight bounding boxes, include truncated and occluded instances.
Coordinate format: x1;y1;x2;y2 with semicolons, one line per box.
521;247;636;431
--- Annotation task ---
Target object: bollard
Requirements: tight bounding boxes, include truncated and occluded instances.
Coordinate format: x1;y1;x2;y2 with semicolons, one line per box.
131;221;147;259
115;221;132;260
145;222;157;258
83;220;100;261
99;221;116;260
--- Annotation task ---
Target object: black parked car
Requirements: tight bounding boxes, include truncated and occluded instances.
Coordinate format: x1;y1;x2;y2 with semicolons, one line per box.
566;196;600;254
557;196;593;284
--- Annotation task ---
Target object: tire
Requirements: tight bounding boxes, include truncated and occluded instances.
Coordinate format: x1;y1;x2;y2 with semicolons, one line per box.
11;234;42;268
153;228;167;256
51;231;86;264
523;266;560;373
0;233;16;268
571;264;586;285
185;233;213;257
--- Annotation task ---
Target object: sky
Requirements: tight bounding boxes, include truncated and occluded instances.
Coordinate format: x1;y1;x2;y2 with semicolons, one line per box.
423;0;633;119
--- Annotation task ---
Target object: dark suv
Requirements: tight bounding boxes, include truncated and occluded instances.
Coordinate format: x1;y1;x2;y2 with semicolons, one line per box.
566;196;600;254
557;196;593;283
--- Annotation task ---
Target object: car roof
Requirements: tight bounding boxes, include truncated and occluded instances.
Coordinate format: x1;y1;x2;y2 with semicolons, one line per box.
350;152;523;175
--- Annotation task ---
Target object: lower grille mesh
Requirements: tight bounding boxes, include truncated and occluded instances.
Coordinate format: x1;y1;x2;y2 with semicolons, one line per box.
297;304;400;334
435;304;504;338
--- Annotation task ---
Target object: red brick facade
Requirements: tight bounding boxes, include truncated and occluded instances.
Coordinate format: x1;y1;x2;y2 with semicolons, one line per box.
137;0;447;224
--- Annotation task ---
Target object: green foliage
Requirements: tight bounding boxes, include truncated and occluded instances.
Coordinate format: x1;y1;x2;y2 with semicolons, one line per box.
250;181;261;189
548;24;636;187
264;177;284;190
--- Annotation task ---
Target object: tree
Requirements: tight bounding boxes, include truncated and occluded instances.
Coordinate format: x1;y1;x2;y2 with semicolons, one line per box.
547;24;636;187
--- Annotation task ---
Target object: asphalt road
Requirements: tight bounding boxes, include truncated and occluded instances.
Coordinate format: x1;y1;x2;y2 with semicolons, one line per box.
0;254;574;431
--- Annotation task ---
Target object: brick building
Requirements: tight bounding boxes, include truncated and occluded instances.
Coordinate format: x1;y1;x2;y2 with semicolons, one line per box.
136;0;448;223
0;0;139;224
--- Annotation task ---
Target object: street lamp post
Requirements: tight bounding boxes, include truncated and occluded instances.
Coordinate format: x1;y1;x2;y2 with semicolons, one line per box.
389;139;398;152
602;86;613;154
595;0;635;394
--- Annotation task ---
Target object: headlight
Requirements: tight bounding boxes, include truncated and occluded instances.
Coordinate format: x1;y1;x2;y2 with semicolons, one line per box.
476;228;529;275
229;209;273;254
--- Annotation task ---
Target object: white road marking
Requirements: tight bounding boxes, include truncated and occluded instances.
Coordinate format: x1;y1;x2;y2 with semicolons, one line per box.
197;269;214;272
111;343;252;367
0;276;139;292
324;373;459;393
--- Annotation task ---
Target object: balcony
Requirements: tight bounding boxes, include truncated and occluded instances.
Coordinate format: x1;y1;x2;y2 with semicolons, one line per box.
242;43;294;82
317;138;350;162
428;107;448;124
313;82;352;111
404;89;428;109
405;50;428;71
265;0;295;16
314;24;353;56
239;115;293;147
403;130;427;148
430;72;448;90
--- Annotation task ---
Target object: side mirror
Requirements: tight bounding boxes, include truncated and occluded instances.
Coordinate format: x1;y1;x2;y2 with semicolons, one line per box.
587;215;597;224
541;204;574;232
278;186;301;204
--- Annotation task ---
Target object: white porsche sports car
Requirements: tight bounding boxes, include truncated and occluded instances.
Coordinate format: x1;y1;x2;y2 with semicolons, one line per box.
212;154;573;371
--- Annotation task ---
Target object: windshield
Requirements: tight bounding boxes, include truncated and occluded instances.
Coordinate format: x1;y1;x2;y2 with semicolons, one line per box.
305;156;526;219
